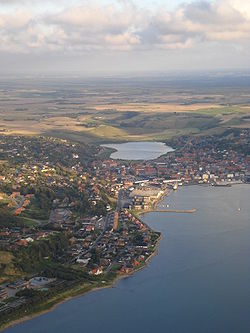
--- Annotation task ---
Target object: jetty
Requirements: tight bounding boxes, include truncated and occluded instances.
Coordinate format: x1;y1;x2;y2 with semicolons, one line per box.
152;209;197;214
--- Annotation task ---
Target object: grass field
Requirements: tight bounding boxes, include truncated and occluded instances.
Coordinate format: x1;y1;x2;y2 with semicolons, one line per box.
1;105;249;143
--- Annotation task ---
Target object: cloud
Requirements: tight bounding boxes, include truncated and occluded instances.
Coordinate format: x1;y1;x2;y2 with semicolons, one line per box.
0;9;33;29
0;0;250;54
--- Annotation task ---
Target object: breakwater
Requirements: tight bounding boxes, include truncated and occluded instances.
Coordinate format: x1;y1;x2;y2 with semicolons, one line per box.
153;209;197;213
142;208;197;214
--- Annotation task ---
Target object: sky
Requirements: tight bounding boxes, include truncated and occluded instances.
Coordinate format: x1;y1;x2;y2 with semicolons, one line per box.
0;0;250;74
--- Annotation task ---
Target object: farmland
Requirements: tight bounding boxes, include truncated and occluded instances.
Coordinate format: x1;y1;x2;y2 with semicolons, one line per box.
0;74;249;143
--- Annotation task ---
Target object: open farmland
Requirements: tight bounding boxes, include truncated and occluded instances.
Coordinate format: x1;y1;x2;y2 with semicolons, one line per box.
0;74;249;143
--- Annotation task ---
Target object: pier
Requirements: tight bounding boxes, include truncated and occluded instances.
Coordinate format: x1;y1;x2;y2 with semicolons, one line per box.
152;209;197;214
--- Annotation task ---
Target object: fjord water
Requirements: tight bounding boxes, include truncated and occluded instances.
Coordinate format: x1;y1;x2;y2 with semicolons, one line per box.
5;185;250;333
102;141;174;160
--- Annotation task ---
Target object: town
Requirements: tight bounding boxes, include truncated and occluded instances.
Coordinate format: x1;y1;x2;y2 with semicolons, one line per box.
0;127;249;327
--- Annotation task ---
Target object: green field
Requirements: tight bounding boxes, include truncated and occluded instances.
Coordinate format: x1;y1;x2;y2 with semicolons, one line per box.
40;105;250;144
0;76;249;143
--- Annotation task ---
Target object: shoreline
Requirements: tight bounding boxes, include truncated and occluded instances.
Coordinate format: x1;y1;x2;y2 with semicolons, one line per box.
0;230;162;333
1;183;248;332
101;142;174;161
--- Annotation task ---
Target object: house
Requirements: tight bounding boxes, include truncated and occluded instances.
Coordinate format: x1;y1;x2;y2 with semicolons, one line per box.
76;258;90;265
0;287;8;300
16;239;28;247
117;239;125;247
120;266;133;274
89;267;103;275
133;259;140;267
85;225;95;232
25;237;34;243
14;207;25;215
10;192;21;199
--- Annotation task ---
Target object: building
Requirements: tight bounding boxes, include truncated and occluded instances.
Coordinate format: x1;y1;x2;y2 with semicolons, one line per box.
0;287;8;300
7;280;29;290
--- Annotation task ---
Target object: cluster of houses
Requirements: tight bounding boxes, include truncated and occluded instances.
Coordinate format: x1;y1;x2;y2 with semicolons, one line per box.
7;192;33;216
0;227;55;250
66;209;158;276
93;131;249;201
0;134;107;217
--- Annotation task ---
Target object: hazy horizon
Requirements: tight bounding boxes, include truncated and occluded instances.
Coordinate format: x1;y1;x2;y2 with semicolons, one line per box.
1;69;250;80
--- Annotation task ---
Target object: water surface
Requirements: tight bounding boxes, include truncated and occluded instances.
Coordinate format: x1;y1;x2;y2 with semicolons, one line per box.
5;185;250;333
102;141;174;160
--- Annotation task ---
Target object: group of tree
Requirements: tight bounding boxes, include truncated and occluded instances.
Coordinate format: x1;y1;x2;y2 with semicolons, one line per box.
14;233;70;274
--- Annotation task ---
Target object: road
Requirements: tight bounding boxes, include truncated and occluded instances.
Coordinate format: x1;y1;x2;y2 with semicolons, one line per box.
74;190;127;264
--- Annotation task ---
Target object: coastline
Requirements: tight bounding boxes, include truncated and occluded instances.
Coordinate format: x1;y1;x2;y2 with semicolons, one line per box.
0;228;162;333
0;182;173;332
2;184;248;332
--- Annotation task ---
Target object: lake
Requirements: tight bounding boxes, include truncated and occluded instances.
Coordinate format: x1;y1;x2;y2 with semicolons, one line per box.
102;141;174;160
5;185;250;333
